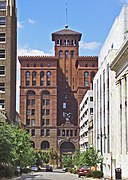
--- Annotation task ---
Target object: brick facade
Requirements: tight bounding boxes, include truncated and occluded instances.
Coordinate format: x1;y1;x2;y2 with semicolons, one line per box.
19;28;98;165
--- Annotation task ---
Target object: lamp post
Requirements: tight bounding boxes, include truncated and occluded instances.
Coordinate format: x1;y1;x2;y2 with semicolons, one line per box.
97;130;107;172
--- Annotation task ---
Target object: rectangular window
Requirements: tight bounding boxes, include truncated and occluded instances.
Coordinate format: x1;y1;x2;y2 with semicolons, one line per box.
41;129;44;136
31;109;35;115
46;119;49;125
0;1;6;10
47;80;51;86
63;102;66;109
0;83;5;91
32;80;36;86
0;50;5;58
70;130;73;136
40;80;44;86
90;97;93;101
42;109;45;116
46;129;50;136
41;119;45;126
26;80;30;86
0;99;4;109
26;119;30;126
75;130;77;136
46;109;50;116
46;99;50;106
31;99;35;105
0;17;6;25
0;33;5;42
27;109;30;116
31;129;35;136
27;99;30;105
31;119;35;126
90;108;93;115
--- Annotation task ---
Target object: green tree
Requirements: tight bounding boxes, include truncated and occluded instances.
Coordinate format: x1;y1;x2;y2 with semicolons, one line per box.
84;147;103;168
62;155;73;168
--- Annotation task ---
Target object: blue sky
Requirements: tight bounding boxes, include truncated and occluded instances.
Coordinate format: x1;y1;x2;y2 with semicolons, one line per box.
16;0;126;111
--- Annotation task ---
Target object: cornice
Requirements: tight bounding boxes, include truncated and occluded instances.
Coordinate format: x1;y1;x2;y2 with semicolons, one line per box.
18;56;59;62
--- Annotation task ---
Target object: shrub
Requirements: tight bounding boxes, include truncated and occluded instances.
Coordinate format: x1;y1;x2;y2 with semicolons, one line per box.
91;170;103;178
0;165;14;177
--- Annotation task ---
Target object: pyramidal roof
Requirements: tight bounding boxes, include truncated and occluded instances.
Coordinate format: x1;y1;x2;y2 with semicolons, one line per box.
52;28;82;41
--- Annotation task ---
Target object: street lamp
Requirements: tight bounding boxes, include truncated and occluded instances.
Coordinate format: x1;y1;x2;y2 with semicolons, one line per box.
97;131;107;172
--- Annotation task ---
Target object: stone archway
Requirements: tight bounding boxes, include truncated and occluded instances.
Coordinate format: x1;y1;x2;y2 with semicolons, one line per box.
59;141;75;167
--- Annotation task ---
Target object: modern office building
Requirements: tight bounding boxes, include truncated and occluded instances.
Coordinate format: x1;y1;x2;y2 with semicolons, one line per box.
79;90;93;152
19;27;98;165
0;0;17;122
93;5;128;179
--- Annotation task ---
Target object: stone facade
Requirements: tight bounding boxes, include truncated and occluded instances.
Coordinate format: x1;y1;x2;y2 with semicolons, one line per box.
0;0;16;122
19;28;98;164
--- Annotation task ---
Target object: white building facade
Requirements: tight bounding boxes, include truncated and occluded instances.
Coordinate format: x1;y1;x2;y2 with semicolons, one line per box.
80;90;93;152
93;5;128;179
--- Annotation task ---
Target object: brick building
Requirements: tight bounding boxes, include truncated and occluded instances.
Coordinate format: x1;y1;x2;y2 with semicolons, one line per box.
19;27;98;165
0;0;17;122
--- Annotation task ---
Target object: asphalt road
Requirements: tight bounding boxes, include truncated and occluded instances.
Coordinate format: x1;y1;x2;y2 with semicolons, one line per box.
16;170;83;180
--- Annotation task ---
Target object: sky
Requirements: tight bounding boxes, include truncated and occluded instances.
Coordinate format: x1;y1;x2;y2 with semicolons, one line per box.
16;0;126;112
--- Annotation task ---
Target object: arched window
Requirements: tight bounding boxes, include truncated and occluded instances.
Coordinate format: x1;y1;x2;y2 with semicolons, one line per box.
26;71;30;86
31;141;35;148
65;51;68;58
41;141;50;149
40;71;45;86
84;71;89;87
71;50;74;58
90;71;95;89
59;50;63;58
46;71;51;86
32;71;36;86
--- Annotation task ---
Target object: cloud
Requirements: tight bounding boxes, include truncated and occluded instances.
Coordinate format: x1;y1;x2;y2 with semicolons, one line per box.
80;41;101;50
17;21;24;29
18;46;53;56
28;18;35;24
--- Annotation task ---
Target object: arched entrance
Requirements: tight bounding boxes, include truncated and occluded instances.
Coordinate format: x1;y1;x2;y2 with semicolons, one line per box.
60;141;75;167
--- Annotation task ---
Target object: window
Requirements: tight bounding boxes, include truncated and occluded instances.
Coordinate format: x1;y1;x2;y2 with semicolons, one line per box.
85;64;88;67
59;50;63;58
46;99;50;106
40;80;44;86
90;108;93;115
0;33;5;42
32;99;35;105
92;64;95;67
63;102;66;109
0;17;6;25
41;129;44;136
47;80;51;86
31;109;35;115
62;130;65;136
70;130;73;136
84;80;88;87
0;83;5;91
40;71;44;78
27;109;30;116
0;1;6;10
26;119;30;126
0;50;5;58
0;66;5;75
46;119;49;125
71;51;74;58
84;71;89;78
31;129;35;136
0;99;4;109
66;77;68;82
46;129;50;136
41;119;45;126
33;63;36;67
41;63;43;67
26;80;30;86
65;51;68;58
47;71;51;78
26;71;30;78
90;97;93;101
27;63;29;67
48;63;50;67
31;119;35;126
46;109;50;116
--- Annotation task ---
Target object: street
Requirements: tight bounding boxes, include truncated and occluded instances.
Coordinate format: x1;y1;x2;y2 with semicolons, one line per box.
16;170;85;180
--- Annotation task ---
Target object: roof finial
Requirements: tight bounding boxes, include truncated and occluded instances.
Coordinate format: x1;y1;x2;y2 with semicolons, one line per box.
65;2;68;29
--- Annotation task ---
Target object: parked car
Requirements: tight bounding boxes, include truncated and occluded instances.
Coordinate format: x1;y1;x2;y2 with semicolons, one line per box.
46;165;53;172
78;166;92;178
31;165;38;172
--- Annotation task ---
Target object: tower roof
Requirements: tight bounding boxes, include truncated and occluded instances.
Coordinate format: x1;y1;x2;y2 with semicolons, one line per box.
52;28;82;41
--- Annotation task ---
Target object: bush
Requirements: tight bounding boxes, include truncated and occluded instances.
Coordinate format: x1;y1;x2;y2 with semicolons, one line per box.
91;170;103;178
0;165;14;177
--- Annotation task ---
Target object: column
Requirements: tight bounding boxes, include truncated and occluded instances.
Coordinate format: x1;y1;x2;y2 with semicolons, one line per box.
126;72;128;152
116;80;121;155
121;76;126;154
